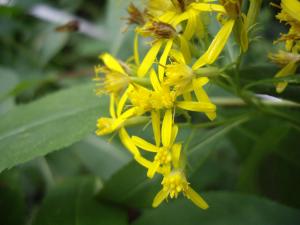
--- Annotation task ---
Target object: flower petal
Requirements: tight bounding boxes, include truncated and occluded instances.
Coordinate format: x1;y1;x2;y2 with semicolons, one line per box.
171;143;182;168
100;53;125;74
150;69;161;92
159;39;174;81
275;61;297;93
109;94;116;119
138;41;163;77
162;109;173;147
119;128;140;156
177;101;216;112
152;189;169;208
132;136;159;152
151;110;161;146
186;187;209;209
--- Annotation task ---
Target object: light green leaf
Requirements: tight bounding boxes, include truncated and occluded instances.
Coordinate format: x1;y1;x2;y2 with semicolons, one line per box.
33;177;128;225
0;84;108;172
133;192;300;225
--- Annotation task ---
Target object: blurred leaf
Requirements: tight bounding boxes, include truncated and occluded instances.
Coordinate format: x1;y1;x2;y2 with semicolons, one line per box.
73;135;131;181
98;161;160;208
187;115;250;171
133;192;300;225
0;67;19;100
33;176;128;225
0;171;26;225
33;25;69;66
0;83;108;172
238;124;291;193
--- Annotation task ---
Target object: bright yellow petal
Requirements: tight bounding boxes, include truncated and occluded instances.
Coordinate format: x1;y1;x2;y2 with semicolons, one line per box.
186;187;209;209
190;3;226;14
162;109;173;147
171;143;182;168
138;41;163;77
183;10;197;40
132;136;159;152
151;110;161;146
117;87;130;116
100;53;125;74
120;107;136;120
192;79;216;120
183;92;192;101
134;154;165;174
275;61;297;93
169;49;186;64
282;0;300;22
109;94;116;119
159;39;174;81
192;19;235;70
119;128;140;156
134;31;140;65
152;189;169;208
147;161;160;178
177;101;216;112
179;35;191;64
170;124;178;146
150;69;161;92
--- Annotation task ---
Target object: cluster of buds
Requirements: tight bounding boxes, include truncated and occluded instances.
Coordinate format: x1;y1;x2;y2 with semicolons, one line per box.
94;0;257;209
270;0;300;93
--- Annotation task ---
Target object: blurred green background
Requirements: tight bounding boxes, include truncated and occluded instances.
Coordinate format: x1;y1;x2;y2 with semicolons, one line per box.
1;0;300;225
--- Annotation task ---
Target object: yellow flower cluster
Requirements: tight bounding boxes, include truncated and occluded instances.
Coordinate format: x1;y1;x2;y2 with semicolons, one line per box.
94;0;252;209
270;0;300;93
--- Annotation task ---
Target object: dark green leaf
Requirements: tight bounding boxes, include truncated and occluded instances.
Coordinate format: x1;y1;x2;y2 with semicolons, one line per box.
33;177;128;225
133;192;300;225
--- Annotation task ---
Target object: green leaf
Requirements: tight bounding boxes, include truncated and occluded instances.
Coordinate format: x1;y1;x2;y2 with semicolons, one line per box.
133;192;300;225
98;161;160;208
0;83;108;172
0;171;26;225
187;115;250;171
73;135;131;181
33;177;128;225
238;125;291;192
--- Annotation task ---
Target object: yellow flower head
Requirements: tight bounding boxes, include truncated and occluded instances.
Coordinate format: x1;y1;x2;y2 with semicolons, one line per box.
94;53;130;95
126;3;146;26
165;62;194;92
152;170;209;209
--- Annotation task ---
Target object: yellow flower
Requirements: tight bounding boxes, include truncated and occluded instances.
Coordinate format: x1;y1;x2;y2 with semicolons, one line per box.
133;109;179;178
152;170;209;209
94;53;130;95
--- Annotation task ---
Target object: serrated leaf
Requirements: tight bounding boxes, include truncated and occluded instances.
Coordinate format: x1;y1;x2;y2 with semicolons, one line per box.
0;84;108;172
33;177;128;225
133;192;300;225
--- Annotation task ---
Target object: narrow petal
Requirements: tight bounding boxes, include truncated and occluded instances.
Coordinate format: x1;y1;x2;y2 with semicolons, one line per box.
192;79;216;120
150;69;161;92
151;110;161;146
170;125;178;146
275;61;297;93
183;10;197;40
117;87;130;116
162;109;173;147
100;53;125;74
186;187;209;209
109;94;116;119
120;107;136;120
169;49;186;64
177;101;216;112
192;19;235;70
190;3;226;14
171;143;182;168
138;41;163;77
183;92;192;101
179;35;191;64
152;189;169;208
119;128;140;156
147;161;160;178
132;136;159;152
134;155;165;174
159;39;174;81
